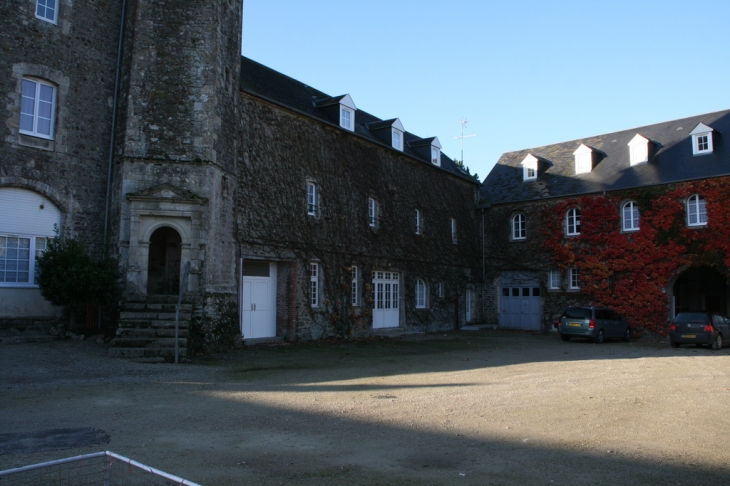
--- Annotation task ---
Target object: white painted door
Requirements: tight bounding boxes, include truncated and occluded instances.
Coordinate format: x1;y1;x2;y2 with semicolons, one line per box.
241;262;277;339
372;271;400;329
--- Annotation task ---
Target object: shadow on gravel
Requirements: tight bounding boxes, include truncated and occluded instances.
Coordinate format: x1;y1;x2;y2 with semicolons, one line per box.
2;333;729;484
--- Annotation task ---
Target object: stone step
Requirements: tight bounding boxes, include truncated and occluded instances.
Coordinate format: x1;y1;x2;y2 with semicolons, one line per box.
115;328;189;339
113;337;188;348
119;311;192;321
108;347;188;359
116;320;190;329
121;303;194;312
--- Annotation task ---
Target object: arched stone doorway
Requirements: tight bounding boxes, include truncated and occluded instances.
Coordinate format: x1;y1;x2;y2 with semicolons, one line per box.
147;227;182;295
672;267;727;316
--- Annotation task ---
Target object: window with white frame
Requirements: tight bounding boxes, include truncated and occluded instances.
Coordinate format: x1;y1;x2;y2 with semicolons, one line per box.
549;270;561;290
622;201;639;231
415;209;422;235
392;128;403;151
431;146;440;166
521;154;539;181
569;268;580;290
0;236;48;286
368;198;378;227
690;123;714;156
450;218;457;244
415;278;427;308
566;208;581;236
340;107;354;131
20;78;56;139
36;0;58;23
687;194;708;227
350;266;359;306
310;262;319;307
628;134;650;166
306;182;318;216
512;213;526;240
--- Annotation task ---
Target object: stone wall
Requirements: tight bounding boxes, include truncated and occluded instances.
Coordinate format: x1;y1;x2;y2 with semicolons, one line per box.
0;0;123;245
237;92;482;338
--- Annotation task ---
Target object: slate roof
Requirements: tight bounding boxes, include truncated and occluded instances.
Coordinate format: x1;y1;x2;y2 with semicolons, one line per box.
239;56;478;184
481;109;730;206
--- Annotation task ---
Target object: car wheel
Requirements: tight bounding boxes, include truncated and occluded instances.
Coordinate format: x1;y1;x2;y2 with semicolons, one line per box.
712;334;723;350
670;341;680;348
594;329;604;344
560;334;571;341
622;328;631;342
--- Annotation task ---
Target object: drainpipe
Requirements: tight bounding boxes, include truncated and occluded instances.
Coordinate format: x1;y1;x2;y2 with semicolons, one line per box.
103;0;127;239
99;0;127;330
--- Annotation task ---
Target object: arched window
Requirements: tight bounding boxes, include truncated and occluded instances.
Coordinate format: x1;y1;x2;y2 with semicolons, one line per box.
415;278;427;308
687;195;707;227
0;188;61;287
566;208;581;236
512;213;526;240
622;201;639;231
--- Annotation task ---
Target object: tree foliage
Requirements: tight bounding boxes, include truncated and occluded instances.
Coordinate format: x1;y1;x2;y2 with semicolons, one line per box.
36;232;122;310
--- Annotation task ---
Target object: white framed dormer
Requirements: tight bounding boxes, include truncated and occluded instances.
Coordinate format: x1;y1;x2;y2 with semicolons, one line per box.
690;122;714;156
338;94;356;131
628;134;651;166
431;137;442;166
391;118;405;151
573;144;596;174
521;154;538;181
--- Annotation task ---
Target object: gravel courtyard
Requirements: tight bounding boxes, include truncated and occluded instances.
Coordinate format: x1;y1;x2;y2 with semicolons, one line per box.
1;331;730;485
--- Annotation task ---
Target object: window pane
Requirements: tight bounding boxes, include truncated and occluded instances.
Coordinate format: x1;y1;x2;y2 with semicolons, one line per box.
522;288;529;297
511;288;519;297
502;288;509;297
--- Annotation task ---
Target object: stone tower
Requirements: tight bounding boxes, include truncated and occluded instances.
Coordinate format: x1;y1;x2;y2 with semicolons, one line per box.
113;0;243;304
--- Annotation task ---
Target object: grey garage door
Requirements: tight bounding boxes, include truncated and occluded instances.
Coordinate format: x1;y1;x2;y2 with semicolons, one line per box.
499;286;541;330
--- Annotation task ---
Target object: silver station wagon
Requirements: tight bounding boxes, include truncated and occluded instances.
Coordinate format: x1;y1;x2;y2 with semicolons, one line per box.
670;312;729;349
557;306;631;343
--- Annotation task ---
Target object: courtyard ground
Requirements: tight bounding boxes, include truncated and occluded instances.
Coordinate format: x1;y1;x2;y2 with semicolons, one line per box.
1;330;730;485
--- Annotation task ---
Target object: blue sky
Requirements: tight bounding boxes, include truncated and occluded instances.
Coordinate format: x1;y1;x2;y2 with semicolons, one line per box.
242;1;730;181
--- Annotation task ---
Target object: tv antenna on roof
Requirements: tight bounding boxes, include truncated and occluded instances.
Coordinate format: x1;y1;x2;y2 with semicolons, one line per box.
454;117;476;165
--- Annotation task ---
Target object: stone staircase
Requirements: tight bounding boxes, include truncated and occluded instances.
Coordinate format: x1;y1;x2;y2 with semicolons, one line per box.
109;296;197;361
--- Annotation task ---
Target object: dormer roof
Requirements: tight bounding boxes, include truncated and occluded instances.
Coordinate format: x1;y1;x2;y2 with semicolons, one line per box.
409;136;441;149
238;56;477;184
481;108;730;206
314;93;356;110
367;118;404;132
690;122;714;135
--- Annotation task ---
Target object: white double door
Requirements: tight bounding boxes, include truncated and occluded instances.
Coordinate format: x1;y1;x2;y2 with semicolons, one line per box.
240;262;277;339
372;271;400;329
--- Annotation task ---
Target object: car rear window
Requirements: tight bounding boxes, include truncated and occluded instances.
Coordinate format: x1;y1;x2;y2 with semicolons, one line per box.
674;312;709;323
563;308;591;319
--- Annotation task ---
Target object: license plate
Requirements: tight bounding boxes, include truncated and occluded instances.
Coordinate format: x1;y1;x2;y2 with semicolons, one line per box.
681;334;696;338
568;322;581;327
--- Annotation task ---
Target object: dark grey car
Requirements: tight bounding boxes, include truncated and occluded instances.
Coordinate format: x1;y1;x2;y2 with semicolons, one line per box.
557;306;631;343
669;312;729;349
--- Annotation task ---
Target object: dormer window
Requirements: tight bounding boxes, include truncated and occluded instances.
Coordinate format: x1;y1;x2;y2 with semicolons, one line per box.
690;123;714;156
521;154;540;181
340;107;354;131
392;128;403;151
431;146;440;166
573;144;596;174
628;134;650;166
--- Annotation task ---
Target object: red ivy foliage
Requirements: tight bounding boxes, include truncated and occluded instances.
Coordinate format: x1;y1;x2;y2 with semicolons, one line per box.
541;177;730;335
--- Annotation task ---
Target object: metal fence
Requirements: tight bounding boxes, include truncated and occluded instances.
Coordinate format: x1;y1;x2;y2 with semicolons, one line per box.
0;451;200;486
